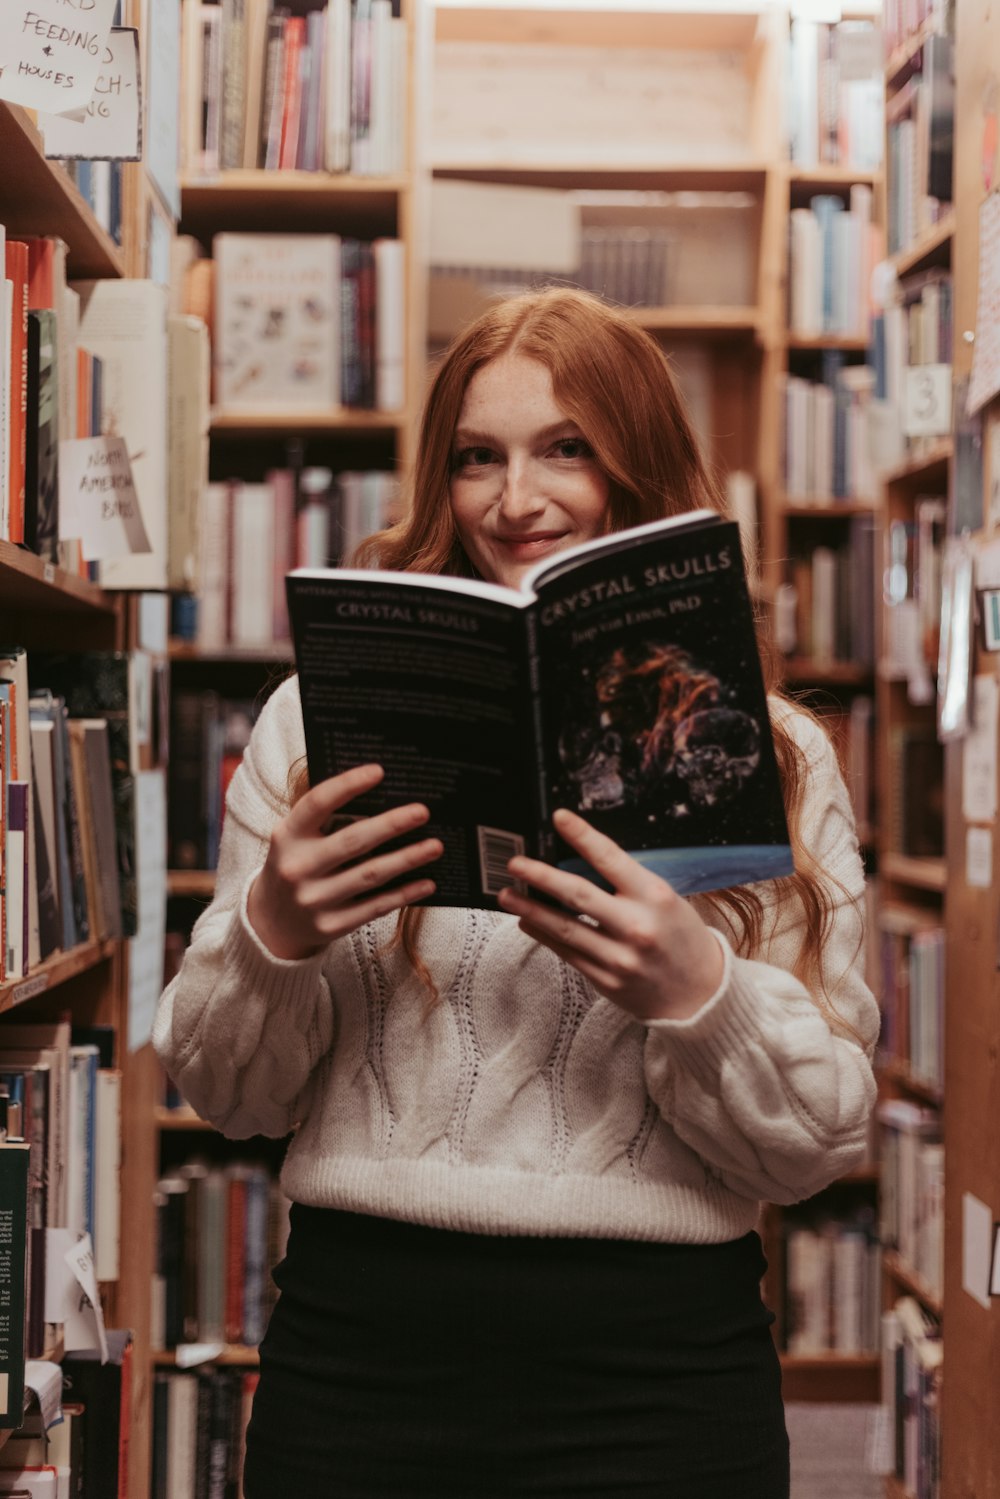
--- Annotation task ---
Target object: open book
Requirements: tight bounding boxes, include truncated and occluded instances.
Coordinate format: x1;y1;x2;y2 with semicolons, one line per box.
286;509;793;909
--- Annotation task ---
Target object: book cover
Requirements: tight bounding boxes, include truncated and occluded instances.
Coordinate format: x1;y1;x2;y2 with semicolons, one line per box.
287;512;793;909
0;1142;31;1429
213;234;341;412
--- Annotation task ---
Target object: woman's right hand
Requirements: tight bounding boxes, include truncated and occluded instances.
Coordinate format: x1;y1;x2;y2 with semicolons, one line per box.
246;763;443;960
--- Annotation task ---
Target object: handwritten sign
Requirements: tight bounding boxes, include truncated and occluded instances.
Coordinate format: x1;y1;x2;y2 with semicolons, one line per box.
969;193;1000;416
59;434;151;560
903;363;953;437
0;0;118;115
45;1229;108;1363
40;27;140;160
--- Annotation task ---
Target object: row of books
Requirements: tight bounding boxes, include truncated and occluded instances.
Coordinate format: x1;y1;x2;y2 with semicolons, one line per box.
878;1099;944;1298
189;233;405;413
0;1021;122;1430
152;1160;290;1351
151;1366;258;1499
2;648;143;982
172;468;399;655
781;359;877;502
877;914;945;1094
775;520;877;668
788;185;880;340
1;230;104;561
183;0;407;178
886;727;944;860
871;271;954;473
0;1330;132;1494
51;160;125;249
881;500;946;707
883;1298;942;1499
168;693;255;873
4;235;208;594
780;1209;881;1355
885;34;953;259
786;17;883;170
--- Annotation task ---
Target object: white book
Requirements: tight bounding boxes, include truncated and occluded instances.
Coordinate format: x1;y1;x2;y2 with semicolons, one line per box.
388;17;407;174
832;1231;864;1353
811;546;837;664
812;383;835;499
66;1044;99;1243
71;279;170;590
167;314;211;592
788;18;819;165
180;0;205;174
368;0;393;176
789;208;822;338
93;1068;121;1281
197;482;231;650
373;237;405;413
166;1373;199;1499
213;234;341;412
323;0;352;171
232;483;275;648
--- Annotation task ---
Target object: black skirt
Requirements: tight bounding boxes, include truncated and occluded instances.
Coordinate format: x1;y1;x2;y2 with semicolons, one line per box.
244;1205;789;1499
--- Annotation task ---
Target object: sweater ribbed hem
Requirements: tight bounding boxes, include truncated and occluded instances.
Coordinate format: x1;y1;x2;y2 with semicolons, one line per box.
280;1153;759;1245
219;873;329;1015
644;940;779;1091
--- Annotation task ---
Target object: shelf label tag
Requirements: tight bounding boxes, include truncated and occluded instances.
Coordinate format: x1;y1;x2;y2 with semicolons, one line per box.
903;364;953;438
39;27;141;162
966;826;993;887
962;1191;994;1310
59;434;151;561
0;0;118;115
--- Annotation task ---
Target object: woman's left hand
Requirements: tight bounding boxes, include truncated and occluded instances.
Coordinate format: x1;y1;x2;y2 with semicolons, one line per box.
498;808;725;1023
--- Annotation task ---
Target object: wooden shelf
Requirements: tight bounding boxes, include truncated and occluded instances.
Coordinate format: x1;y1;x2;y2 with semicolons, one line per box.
885;19;945;90
880;852;947;892
167;870;217;899
0;940;116;1015
779;1352;880;1403
432;163;769;194
880;1056;944;1107
783;500;877;517
628;305;760;338
0;542;113;616
883;1251;943;1320
434;7;764;52
882;438;953;488
787;165;880;193
781;658;874;687
0;103;124;279
168;640;293;664
180;172;406;237
786;333;870;352
891;210;955;279
210;409;406;438
152;1344;259;1366
155;1105;214;1130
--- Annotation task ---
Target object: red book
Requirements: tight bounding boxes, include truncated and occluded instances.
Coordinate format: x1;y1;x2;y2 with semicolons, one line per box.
76;347;92;438
11;235;56;311
4;240;29;544
278;17;306;170
225;1171;248;1345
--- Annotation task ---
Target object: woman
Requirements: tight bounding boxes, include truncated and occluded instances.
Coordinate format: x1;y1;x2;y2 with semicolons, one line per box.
155;288;879;1498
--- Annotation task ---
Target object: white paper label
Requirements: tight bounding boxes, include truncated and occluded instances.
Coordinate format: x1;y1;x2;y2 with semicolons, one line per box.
0;0;118;114
962;675;1000;822
175;1342;225;1369
63;1233;109;1363
39;27;140;161
903;364;953;438
59;434;151;560
966;826;993;887
963;1191;995;1310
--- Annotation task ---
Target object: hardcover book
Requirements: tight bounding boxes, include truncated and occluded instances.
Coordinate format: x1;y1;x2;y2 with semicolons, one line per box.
286;510;793;909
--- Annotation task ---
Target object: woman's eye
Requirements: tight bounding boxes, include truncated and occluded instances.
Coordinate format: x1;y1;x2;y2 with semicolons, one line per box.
553;437;592;459
454;446;496;469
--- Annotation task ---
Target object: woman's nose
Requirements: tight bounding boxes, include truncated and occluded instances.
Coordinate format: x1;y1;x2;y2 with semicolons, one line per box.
498;458;545;520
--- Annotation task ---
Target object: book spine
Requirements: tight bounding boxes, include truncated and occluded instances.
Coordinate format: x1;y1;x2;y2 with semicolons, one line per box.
0;1143;30;1428
5;784;28;980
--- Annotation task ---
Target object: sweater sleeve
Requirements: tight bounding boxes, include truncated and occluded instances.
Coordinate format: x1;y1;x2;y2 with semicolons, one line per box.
642;709;879;1205
153;677;335;1139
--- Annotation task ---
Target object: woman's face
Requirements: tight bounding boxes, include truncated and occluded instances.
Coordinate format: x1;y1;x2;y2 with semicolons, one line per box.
449;353;611;590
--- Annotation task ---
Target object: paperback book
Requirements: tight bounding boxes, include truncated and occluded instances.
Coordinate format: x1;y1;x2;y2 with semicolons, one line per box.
286;510;793;908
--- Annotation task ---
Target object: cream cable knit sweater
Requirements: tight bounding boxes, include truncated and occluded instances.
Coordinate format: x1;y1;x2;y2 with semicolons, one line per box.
154;676;879;1245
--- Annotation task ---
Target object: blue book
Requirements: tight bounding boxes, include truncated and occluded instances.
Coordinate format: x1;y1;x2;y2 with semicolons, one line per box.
810;195;844;333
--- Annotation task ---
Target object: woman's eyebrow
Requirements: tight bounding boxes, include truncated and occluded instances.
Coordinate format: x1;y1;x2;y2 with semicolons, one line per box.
452;420;582;447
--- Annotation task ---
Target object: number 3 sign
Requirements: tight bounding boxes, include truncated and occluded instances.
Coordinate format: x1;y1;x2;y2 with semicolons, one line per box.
903;363;953;437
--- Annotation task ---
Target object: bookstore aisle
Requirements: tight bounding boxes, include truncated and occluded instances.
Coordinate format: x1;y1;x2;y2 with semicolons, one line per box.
1;0;1000;1496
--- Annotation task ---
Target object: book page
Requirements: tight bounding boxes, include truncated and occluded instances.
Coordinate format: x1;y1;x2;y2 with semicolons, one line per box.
288;575;538;907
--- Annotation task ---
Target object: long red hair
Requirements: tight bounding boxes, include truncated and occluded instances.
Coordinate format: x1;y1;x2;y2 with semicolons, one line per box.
292;289;855;1025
